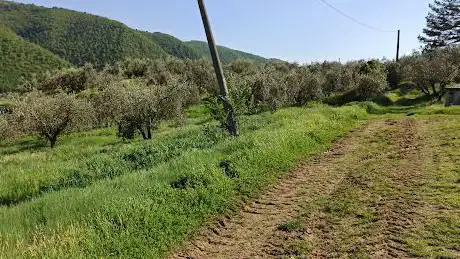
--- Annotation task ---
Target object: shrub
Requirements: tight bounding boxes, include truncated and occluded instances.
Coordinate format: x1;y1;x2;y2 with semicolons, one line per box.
322;66;342;96
226;73;258;115
228;65;325;115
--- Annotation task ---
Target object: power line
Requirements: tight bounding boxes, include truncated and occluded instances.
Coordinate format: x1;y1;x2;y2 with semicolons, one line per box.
317;0;397;33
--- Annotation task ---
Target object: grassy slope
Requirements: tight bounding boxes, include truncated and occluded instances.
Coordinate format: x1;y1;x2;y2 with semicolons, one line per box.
0;26;69;92
185;40;267;64
0;104;367;258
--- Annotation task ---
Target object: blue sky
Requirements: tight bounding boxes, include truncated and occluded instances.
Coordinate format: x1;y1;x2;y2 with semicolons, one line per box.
13;0;432;63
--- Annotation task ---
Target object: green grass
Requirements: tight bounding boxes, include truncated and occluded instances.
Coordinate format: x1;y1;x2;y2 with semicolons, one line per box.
270;113;459;257
0;104;367;258
405;116;460;257
0;97;11;106
0;120;232;205
278;219;303;232
352;101;460;116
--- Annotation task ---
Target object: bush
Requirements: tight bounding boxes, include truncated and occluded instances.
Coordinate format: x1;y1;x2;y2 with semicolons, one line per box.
252;64;289;111
228;64;325;115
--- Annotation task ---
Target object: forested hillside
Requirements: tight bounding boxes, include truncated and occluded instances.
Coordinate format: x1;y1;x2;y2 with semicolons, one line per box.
0;1;268;91
144;32;201;60
0;26;69;92
0;1;168;68
0;1;267;66
185;40;267;64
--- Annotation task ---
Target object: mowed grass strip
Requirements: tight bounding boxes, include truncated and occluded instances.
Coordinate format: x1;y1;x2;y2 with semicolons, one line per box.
0;105;367;258
406;116;460;257
267;115;460;258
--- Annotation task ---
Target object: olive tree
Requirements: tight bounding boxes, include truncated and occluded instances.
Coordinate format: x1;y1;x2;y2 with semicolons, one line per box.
355;72;388;100
185;59;217;95
119;58;151;79
0;115;11;142
12;91;95;148
251;64;289;111
402;49;458;99
95;80;186;140
230;59;258;75
286;68;324;106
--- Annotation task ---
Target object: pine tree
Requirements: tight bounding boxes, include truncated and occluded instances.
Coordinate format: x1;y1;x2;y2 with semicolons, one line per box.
419;0;460;50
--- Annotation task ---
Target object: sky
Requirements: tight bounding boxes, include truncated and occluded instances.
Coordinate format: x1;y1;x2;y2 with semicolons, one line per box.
13;0;432;63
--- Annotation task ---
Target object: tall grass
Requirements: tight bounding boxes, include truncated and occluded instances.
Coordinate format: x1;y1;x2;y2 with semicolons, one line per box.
0;104;367;258
0;124;230;205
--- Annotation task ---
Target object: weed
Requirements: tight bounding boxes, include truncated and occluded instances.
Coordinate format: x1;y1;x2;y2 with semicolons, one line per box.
278;219;302;232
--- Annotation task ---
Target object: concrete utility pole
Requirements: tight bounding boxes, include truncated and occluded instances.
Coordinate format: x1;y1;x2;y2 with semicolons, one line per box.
396;29;400;62
197;0;238;136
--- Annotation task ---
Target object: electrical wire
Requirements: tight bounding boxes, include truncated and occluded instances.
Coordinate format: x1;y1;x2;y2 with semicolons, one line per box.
317;0;397;33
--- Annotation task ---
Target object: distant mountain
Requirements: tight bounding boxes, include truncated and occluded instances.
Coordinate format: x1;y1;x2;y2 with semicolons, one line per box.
0;25;69;92
0;1;268;92
185;41;267;64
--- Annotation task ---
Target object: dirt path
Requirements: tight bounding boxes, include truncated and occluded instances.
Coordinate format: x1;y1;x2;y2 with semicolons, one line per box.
172;118;436;258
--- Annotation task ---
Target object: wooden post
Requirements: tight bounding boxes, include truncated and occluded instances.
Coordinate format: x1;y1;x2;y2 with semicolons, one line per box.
396;29;400;62
197;0;238;136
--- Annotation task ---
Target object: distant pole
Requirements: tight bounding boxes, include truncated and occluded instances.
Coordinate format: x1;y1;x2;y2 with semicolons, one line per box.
396;29;400;62
197;0;238;136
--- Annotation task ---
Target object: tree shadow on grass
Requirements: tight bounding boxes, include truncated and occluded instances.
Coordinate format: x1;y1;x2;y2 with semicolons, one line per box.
393;95;433;106
0;138;47;156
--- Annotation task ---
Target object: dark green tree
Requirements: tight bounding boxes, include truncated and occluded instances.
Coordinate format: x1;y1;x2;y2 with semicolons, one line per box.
419;0;460;50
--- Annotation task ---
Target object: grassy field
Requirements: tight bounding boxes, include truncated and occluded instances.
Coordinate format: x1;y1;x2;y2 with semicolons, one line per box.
0;104;368;258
